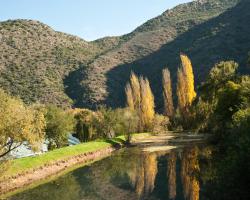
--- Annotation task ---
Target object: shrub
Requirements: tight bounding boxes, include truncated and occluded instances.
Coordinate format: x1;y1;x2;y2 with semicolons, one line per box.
152;114;169;134
74;109;97;142
45;105;75;150
113;108;139;143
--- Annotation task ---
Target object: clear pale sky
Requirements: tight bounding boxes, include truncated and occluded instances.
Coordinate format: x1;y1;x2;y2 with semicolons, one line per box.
0;0;191;41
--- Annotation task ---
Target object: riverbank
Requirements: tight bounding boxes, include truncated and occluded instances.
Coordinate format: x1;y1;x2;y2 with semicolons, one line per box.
0;133;151;196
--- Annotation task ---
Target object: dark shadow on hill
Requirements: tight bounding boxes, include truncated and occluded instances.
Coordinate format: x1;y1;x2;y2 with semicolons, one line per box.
64;65;95;109
105;0;250;111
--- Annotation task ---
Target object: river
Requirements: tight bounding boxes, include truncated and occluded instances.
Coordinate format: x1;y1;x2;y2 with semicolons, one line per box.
7;135;216;200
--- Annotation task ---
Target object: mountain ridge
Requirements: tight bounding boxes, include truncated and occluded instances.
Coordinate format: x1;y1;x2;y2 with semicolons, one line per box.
0;0;248;109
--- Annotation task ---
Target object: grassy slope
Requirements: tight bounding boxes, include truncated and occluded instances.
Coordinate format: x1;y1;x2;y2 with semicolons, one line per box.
1;134;149;180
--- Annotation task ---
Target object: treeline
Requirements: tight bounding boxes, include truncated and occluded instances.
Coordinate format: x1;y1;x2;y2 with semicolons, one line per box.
132;52;250;139
158;53;250;199
0;98;141;158
0;52;204;159
124;53;198;132
189;59;250;198
0;89;168;159
1;50;249;167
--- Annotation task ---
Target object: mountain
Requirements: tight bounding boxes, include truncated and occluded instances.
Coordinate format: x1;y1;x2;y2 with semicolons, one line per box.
0;20;120;106
0;0;249;109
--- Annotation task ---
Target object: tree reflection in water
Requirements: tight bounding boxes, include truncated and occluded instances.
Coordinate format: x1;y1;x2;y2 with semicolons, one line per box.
129;152;158;199
181;147;200;200
9;145;209;200
167;152;177;200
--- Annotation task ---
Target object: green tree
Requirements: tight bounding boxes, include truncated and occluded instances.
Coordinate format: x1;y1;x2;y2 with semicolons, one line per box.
74;109;97;142
191;61;240;132
0;89;45;158
94;106;119;139
199;61;238;102
45;105;75;150
114;108;139;143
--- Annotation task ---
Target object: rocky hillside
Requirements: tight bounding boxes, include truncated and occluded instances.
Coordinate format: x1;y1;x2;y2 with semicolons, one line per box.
0;0;249;109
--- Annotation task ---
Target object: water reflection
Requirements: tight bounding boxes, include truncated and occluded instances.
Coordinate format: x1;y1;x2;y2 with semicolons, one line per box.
167;152;177;200
129;153;158;199
181;147;200;200
8;145;207;200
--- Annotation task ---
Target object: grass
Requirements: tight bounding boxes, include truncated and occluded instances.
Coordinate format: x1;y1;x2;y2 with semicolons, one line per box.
0;133;153;198
1;133;150;181
1;138;122;180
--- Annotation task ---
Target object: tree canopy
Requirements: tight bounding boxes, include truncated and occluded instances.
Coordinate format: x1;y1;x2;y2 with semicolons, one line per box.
0;89;45;158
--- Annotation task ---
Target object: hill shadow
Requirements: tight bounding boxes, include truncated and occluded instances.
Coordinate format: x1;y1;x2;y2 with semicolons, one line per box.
105;0;250;111
64;65;96;109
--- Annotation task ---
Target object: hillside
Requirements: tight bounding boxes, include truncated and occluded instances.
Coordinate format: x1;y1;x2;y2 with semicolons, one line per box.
74;0;244;109
0;20;120;106
0;0;249;109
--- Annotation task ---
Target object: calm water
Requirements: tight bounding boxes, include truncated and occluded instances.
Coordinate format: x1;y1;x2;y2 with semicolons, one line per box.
8;138;213;200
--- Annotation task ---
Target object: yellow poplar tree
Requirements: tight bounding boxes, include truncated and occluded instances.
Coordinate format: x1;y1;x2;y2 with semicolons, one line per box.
125;72;155;131
162;68;174;118
130;72;141;111
140;77;155;130
177;68;187;113
177;54;196;117
127;72;142;130
180;54;197;104
125;83;134;110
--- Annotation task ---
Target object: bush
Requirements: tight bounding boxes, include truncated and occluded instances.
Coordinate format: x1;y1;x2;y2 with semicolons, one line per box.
45;105;75;150
152;114;169;134
113;108;139;143
94;106;120;139
74;109;97;142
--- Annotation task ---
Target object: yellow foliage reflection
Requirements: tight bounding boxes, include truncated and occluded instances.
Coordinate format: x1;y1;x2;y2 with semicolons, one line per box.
181;147;200;200
167;152;177;200
129;152;158;198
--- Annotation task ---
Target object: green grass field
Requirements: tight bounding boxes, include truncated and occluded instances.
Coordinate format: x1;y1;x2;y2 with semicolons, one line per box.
0;133;150;181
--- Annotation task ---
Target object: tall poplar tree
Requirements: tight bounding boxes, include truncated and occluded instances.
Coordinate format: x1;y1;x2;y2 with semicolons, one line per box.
125;72;155;131
162;68;174;118
140;77;155;130
130;72;141;113
177;54;196;117
125;83;134;110
180;54;196;104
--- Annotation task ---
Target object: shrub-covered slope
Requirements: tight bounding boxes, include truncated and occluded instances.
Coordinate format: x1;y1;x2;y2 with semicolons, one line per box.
0;20;120;106
78;0;243;108
1;0;248;109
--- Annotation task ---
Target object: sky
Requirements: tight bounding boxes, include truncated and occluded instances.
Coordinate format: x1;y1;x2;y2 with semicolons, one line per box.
0;0;191;41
